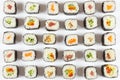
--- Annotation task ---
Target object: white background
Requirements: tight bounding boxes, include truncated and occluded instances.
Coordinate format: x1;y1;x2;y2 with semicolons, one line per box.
0;0;120;80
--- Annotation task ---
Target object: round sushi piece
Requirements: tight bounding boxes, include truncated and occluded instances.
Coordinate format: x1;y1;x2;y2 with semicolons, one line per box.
25;2;40;14
3;16;18;28
84;66;97;79
102;32;116;46
22;50;36;61
43;47;57;62
84;49;97;62
25;66;37;79
48;1;59;15
4;0;17;14
103;48;116;62
85;16;98;29
84;32;96;46
84;1;95;15
102;15;116;31
65;19;78;30
23;33;38;45
24;16;40;30
43;33;56;45
45;20;59;31
3;65;18;79
3;31;16;45
64;1;79;15
102;64;118;78
4;50;17;63
102;1;116;13
65;34;78;46
44;66;56;79
62;64;76;79
63;50;76;62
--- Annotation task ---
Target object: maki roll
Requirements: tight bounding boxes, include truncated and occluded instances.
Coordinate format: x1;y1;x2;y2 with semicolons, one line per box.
3;31;16;45
22;50;36;61
84;1;95;15
23;33;38;45
24;16;40;30
4;50;16;63
25;66;37;78
4;0;17;14
25;2;40;14
102;64;118;78
102;15;116;30
3;16;18;28
64;1;79;15
43;33;56;45
45;20;59;31
84;32;96;46
63;50;76;62
63;64;76;79
102;1;116;13
43;47;57;62
65;34;78;46
84;66;97;79
65;19;78;30
102;32;116;46
3;65;18;79
44;66;56;79
84;49;97;62
48;1;59;15
85;16;98;29
103;49;116;62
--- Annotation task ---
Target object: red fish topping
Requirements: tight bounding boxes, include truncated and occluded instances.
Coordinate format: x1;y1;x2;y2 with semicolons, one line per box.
90;71;94;76
107;53;111;59
7;4;12;10
48;22;56;27
88;5;92;9
7;53;12;58
65;54;73;60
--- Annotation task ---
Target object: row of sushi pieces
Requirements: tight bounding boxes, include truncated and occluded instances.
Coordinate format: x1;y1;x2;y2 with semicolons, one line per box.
3;32;116;46
4;48;116;63
4;0;116;15
3;64;118;79
3;15;116;31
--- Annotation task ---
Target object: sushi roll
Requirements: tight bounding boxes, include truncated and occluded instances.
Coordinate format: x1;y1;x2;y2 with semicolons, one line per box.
85;16;98;29
84;49;97;62
45;20;59;31
84;32;96;46
65;34;78;46
84;66;97;79
23;33;38;45
44;66;56;79
4;50;16;63
3;65;18;79
63;64;76;79
22;50;36;61
65;19;78;30
48;1;59;15
4;0;17;14
43;47;57;62
102;1;116;13
3;16;18;28
3;31;16;45
25;66;37;78
64;1;79;15
102;32;116;46
25;2;40;14
102;15;116;30
63;50;76;62
84;1;95;15
103;49;116;62
102;64;118;78
43;33;56;45
24;16;40;30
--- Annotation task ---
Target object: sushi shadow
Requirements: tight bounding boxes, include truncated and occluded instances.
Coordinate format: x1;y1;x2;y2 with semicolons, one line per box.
16;33;22;44
40;20;45;29
78;35;83;45
17;51;22;60
18;18;24;27
19;66;25;76
96;3;103;13
79;3;84;14
96;67;102;76
57;35;64;43
59;21;65;30
57;67;62;76
59;3;64;14
38;67;44;76
17;2;24;13
78;20;84;29
77;67;84;77
57;50;63;60
37;35;43;43
96;34;102;45
40;4;46;13
36;50;43;59
76;51;83;59
97;50;103;61
97;17;103;30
